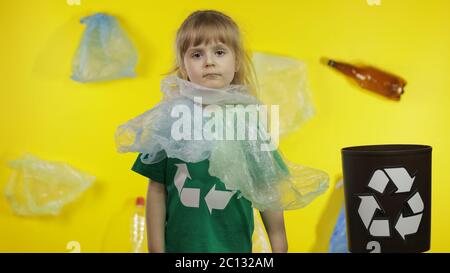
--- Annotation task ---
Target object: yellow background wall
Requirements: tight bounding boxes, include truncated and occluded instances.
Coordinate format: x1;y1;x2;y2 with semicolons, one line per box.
0;0;449;252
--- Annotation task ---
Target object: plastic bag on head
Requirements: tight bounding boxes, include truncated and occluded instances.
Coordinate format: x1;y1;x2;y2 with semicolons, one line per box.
71;13;138;82
4;154;95;216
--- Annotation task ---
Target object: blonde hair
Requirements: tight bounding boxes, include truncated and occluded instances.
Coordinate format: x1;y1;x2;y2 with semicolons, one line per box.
169;10;257;95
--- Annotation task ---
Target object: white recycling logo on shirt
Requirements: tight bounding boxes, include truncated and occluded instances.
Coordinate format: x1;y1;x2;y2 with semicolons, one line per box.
357;167;424;240
174;163;236;214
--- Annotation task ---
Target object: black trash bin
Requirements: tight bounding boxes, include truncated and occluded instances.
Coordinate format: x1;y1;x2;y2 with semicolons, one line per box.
341;144;432;253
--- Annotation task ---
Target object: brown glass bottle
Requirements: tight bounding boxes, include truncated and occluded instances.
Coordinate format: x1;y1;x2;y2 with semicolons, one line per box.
327;59;406;101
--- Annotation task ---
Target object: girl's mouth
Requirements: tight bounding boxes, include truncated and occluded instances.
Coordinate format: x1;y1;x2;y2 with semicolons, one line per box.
203;73;221;78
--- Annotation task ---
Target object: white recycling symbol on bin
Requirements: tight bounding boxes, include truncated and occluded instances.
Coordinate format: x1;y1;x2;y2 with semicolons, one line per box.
174;163;236;214
357;167;424;240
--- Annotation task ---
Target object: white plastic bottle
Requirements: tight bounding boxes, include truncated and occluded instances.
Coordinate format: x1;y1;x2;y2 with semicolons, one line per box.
130;196;147;253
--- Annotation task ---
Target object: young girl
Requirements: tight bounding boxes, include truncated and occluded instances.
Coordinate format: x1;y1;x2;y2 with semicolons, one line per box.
116;10;329;253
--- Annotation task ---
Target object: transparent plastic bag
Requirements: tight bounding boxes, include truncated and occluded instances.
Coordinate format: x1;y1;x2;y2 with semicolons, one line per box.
4;154;95;216
115;75;258;164
71;13;138;82
208;139;329;211
253;52;315;136
116;75;329;211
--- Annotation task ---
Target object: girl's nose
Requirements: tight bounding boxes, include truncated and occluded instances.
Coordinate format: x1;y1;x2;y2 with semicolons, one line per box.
204;53;215;67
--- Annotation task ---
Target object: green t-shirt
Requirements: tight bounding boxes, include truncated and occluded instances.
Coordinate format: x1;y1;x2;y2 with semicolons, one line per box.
132;154;254;253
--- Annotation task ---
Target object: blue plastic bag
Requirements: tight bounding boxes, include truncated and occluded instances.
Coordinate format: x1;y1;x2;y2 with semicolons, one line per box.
329;206;349;253
71;13;138;82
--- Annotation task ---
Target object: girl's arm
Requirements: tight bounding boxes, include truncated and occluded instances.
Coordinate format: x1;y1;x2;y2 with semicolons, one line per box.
146;179;166;253
260;210;288;253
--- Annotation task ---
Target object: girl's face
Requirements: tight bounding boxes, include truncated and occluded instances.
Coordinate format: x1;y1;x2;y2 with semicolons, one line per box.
183;41;237;89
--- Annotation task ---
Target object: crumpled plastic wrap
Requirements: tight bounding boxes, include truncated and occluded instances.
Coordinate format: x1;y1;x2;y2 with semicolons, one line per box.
115;75;258;164
115;96;213;165
71;13;138;83
252;52;315;136
116;75;329;211
4;154;95;216
208;137;328;211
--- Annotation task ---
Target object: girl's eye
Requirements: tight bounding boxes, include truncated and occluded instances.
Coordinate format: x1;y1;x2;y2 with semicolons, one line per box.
191;52;202;59
216;50;226;56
